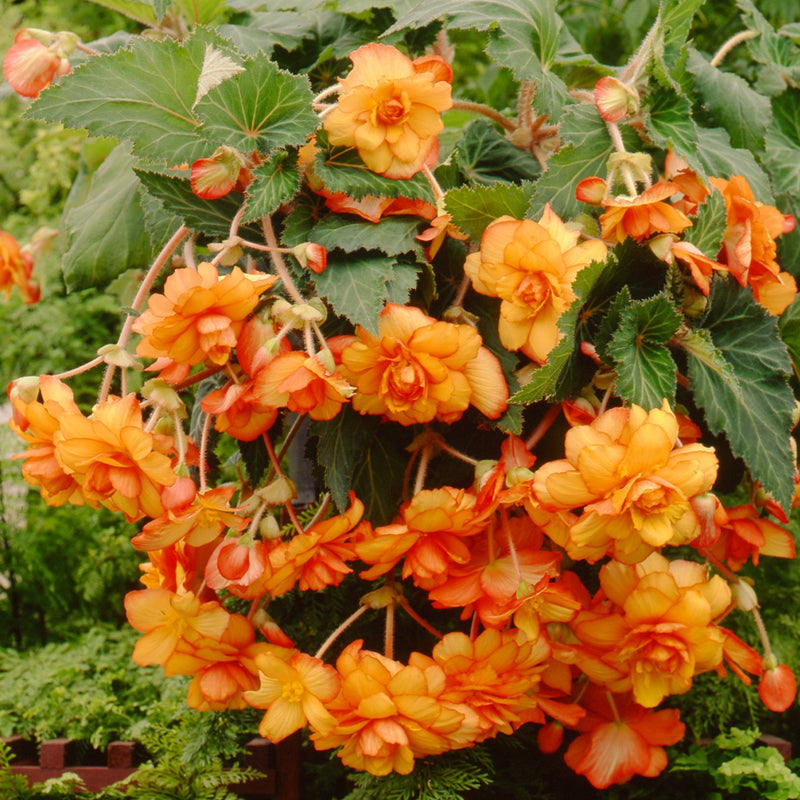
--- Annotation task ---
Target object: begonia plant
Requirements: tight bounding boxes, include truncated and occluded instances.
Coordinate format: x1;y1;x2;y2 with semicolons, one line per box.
4;0;800;792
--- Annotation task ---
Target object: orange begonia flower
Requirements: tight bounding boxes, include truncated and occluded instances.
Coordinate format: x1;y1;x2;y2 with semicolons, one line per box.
266;494;368;596
244;650;341;741
190;146;249;200
204;533;276;599
356;487;492;587
533;401;718;563
597;180;692;244
255;351;353;421
132;484;248;551
133;263;275;368
167;614;268;711
124;588;231;667
709;175;797;315
334;303;508;426
564;686;685;789
54;394;178;522
696;503;796;571
0;230;40;304
464;208;607;364
571;554;731;708
8;375;85;507
323;43;452;179
2;30;72;98
758;663;797;712
310;640;478;776
411;628;579;742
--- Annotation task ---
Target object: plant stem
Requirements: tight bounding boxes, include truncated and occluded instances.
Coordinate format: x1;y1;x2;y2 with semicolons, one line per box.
451;99;516;132
710;30;759;68
314;604;369;659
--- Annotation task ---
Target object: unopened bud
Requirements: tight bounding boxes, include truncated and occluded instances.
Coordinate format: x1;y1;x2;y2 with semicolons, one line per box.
141;378;185;414
256;476;296;506
731;580;759;612
98;343;142;370
259;515;282;540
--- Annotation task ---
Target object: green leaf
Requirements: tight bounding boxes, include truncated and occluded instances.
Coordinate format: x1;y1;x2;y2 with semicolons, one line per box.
643;88;701;173
313;254;419;333
310;215;424;258
528;104;613;219
684;277;795;510
62;144;154;291
351;428;409;525
650;0;705;87
136;170;251;236
607;295;681;408
311;407;371;513
312;131;434;202
764;91;800;197
778;294;800;383
27;32;220;164
242;152;301;221
195;53;318;154
453;120;542;185
444;183;532;240
687;49;772;152
693;127;773;204
738;0;800;88
684;188;727;256
87;0;157;26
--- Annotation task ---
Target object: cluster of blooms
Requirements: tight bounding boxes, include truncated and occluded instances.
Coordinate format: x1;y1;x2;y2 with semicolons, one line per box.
5;33;799;792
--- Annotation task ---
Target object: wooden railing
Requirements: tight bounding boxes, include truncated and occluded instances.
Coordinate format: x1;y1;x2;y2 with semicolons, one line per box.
3;735;300;799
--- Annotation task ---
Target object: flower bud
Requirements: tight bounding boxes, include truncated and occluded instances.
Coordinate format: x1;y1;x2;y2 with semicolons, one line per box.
190;146;246;200
731;580;759;612
256;476;296;506
594;76;640;122
293;242;327;274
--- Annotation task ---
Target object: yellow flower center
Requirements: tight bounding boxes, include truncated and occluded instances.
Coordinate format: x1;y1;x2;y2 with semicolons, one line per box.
281;680;305;703
373;86;411;127
515;272;553;312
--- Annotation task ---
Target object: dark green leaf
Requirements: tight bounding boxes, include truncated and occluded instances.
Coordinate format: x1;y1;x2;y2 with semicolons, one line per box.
687;49;772;152
528;104;613;218
778;294;800;384
444;183;532;240
351;428;409;525
607;295;681;408
242;152;301;221
694;127;774;204
644;88;701;173
313;254;418;333
196;53;318;154
651;0;705;87
136;170;250;236
764;91;800;198
27;32;220;164
311;406;371;513
684;277;795;510
310;215;423;258
738;0;800;88
453;120;542;185
62;144;154;291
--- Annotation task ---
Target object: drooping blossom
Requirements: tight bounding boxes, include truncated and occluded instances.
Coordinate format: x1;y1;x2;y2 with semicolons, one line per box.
204;533;276;599
332;303;508;426
710;175;797;315
463;208;607;364
533;401;718;563
594;180;692;244
356;486;493;588
323;43;452;179
266;495;368;596
758;663;797;712
570;554;732;708
0;231;40;304
124;588;231;667
693;502;795;571
411;628;582;742
132;482;248;551
190;146;250;199
244;650;340;741
428;514;561;629
563;686;685;789
255;351;353;421
2;29;74;98
8;375;84;507
200;316;284;441
133;263;275;368
54;393;178;522
310;640;478;776
593;76;639;123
